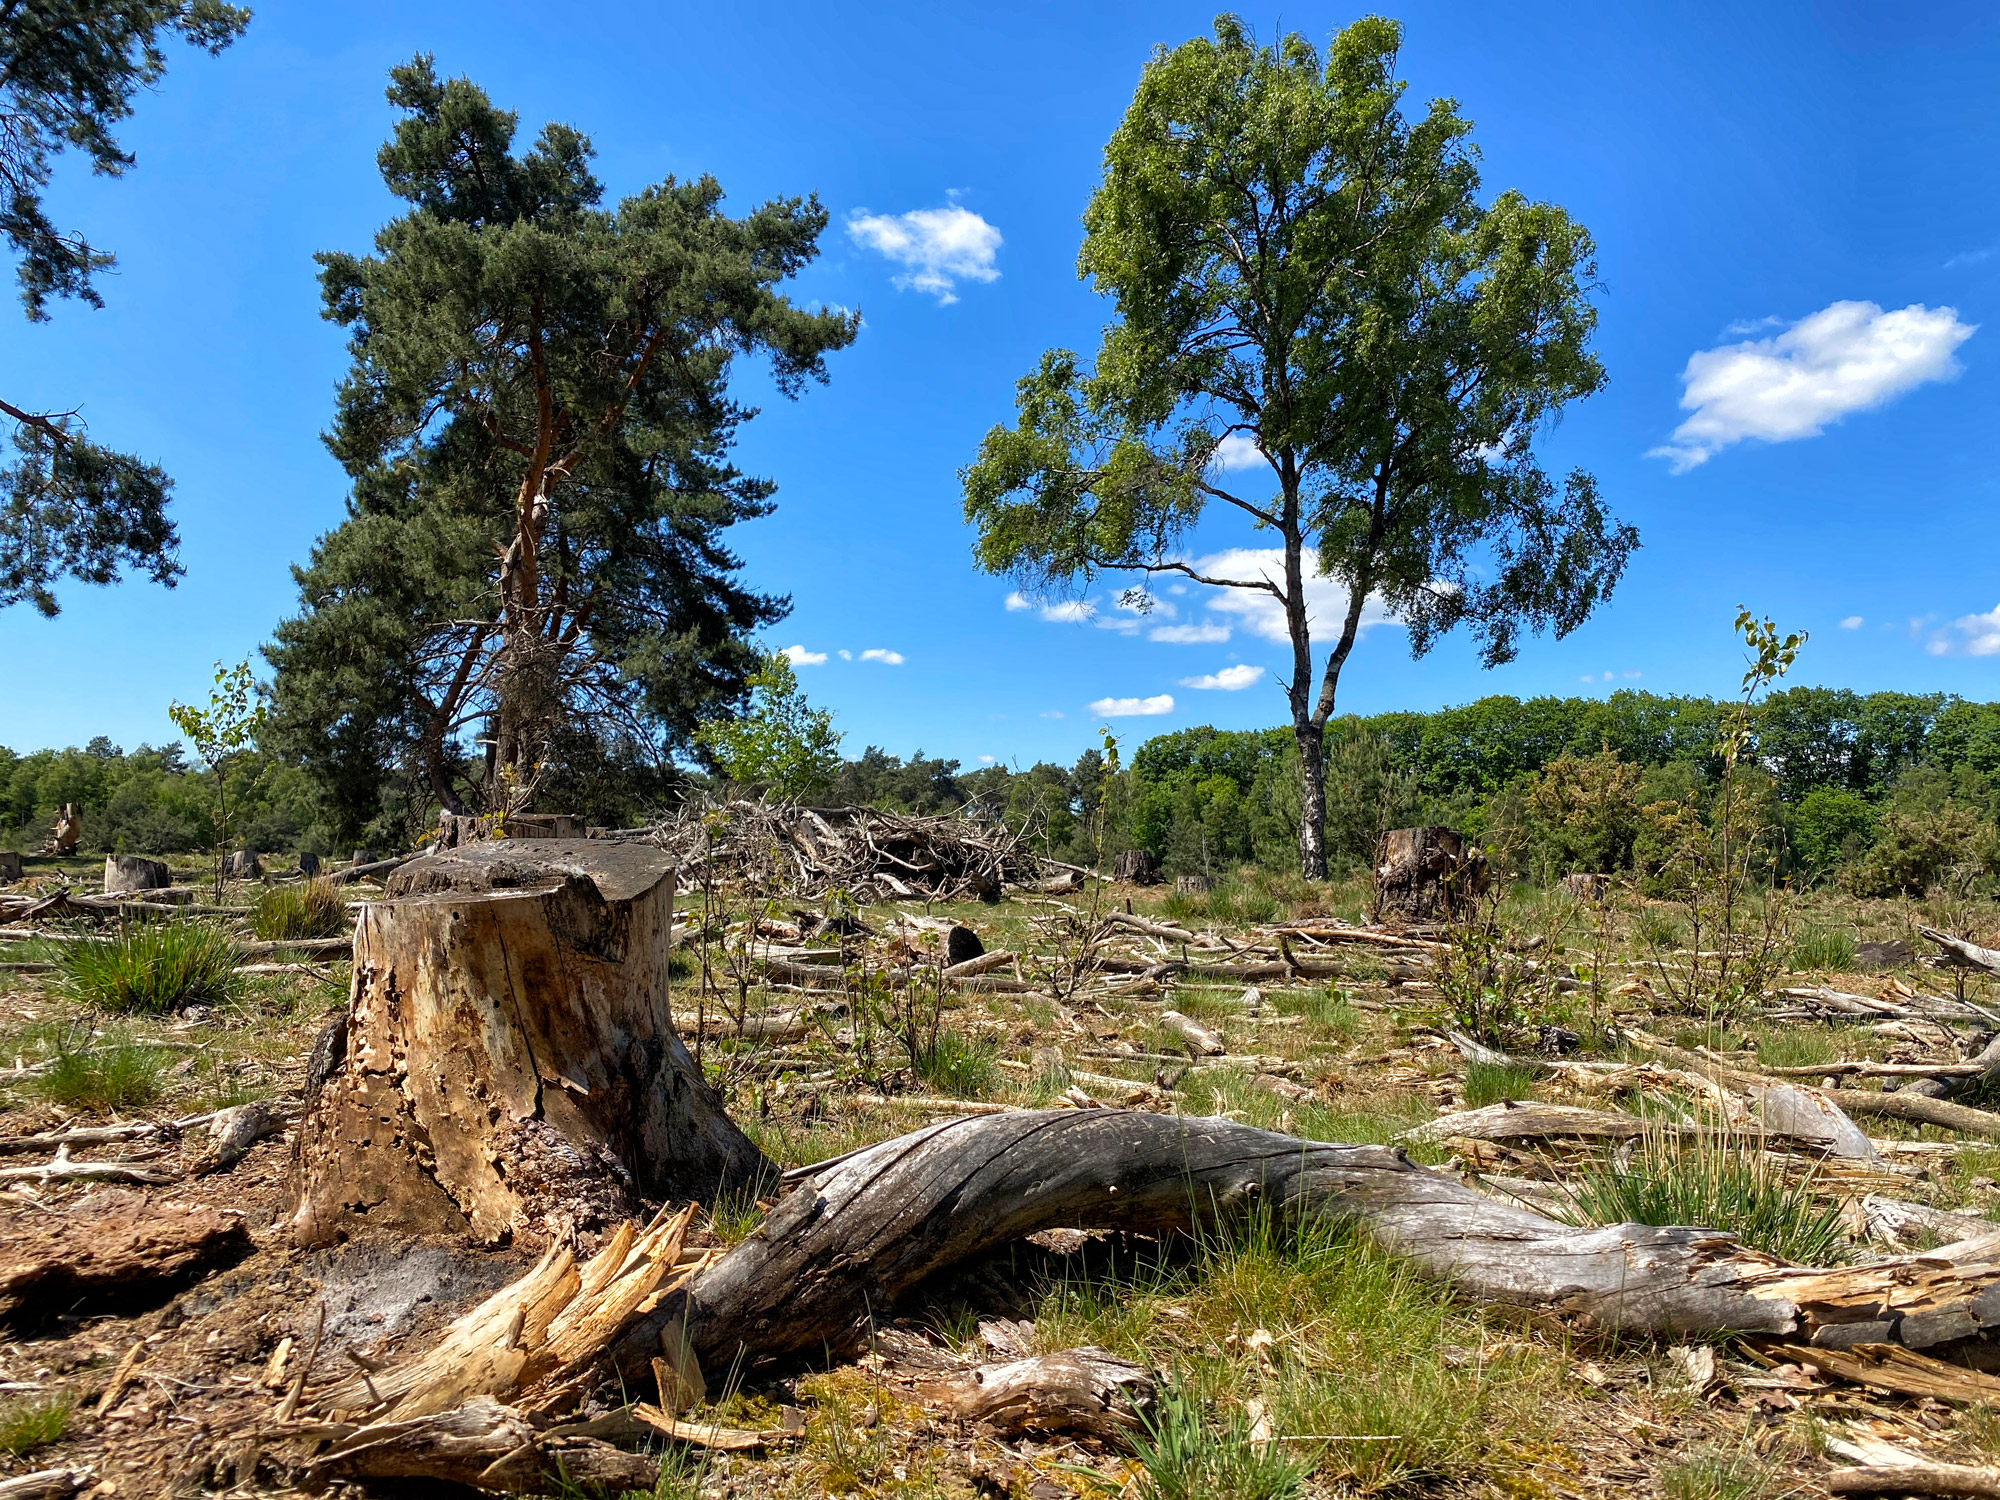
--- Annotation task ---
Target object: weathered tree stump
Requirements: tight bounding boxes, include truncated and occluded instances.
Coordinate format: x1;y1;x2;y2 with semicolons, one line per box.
103;854;169;894
1372;827;1487;924
226;849;263;880
1113;848;1160;885
1560;872;1609;902
290;840;770;1248
44;804;79;856
298;850;321;877
0;851;19;883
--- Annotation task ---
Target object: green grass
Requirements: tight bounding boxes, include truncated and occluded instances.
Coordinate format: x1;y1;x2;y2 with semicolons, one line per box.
0;1392;72;1456
1660;1445;1781;1500
1558;1125;1848;1265
1791;925;1857;972
53;919;243;1013
253;878;348;940
911;1028;998;1098
36;1029;169;1111
1130;1378;1311;1500
1279;986;1363;1042
1462;1059;1542;1108
1749;1026;1837;1071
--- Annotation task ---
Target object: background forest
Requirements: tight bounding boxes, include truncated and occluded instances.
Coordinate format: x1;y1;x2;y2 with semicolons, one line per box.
13;682;2000;903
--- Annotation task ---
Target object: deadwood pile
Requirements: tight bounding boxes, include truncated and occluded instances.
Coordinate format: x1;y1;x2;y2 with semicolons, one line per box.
22;839;2000;1494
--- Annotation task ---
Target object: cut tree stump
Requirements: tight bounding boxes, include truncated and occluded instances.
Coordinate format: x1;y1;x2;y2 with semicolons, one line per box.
290;840;771;1247
103;854;169;894
1373;827;1488;923
1113;849;1160;885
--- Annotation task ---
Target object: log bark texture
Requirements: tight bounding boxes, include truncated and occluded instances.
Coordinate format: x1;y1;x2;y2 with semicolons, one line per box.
0;1203;251;1321
1373;827;1488;923
936;1347;1155;1438
290;840;770;1247
614;1111;2000;1382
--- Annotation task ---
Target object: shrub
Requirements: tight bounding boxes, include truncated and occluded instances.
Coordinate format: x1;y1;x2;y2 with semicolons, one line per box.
1789;786;1876;877
253;878;347;940
1846;802;1998;898
54;920;242;1013
1559;1124;1847;1265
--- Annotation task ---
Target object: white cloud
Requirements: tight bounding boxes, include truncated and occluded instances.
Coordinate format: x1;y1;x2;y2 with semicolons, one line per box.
780;644;827;665
837;649;853;660
1192;547;1395;644
1149;621;1231;644
1180;664;1265;691
1037;599;1095;624
846;204;1001;304
1040;710;1064;719
1004;591;1031;612
1089;694;1176;717
1840;615;1864;630
1931;605;2000;657
859;648;905;665
1209;433;1266;471
979;754;997;764
1650;300;1976;471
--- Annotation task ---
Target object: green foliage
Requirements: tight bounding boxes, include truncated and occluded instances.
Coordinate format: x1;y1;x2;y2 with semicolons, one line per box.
1847;800;1998;898
695;653;842;801
1129;1377;1311;1500
0;1391;72;1456
0;0;248;614
55;919;243;1013
1559;1127;1848;1265
269;55;856;821
254;878;348;941
169;659;269;891
961;16;1632;878
1790;786;1877;876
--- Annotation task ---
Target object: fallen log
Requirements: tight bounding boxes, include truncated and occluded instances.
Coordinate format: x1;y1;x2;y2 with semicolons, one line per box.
1921;927;2000;977
1830;1461;2000;1498
1159;1009;1226;1056
602;1110;2000;1383
0;1202;250;1320
290;840;770;1247
1834;1090;2000;1143
0;1470;93;1500
300;1396;658;1493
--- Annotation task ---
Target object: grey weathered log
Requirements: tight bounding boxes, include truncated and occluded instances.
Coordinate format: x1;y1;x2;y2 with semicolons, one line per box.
1835;1089;2000;1142
1921;926;2000;977
937;1347;1155;1439
0;1469;93;1500
1754;1084;1879;1161
226;849;263;880
608;1111;2000;1384
291;840;771;1246
1159;1009;1226;1057
102;854;168;894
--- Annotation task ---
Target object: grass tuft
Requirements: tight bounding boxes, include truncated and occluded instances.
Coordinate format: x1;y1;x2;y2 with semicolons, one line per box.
1130;1377;1311;1500
0;1392;73;1456
1559;1123;1848;1265
35;1025;169;1111
1462;1059;1542;1108
54;920;242;1013
1791;925;1856;972
253;878;348;940
912;1028;999;1099
1660;1444;1781;1500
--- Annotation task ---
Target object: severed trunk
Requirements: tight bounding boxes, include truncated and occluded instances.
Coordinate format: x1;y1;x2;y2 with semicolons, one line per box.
1293;716;1328;882
1373;827;1489;924
290;840;770;1248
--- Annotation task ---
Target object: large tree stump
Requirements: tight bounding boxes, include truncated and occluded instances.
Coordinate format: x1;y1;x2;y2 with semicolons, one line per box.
104;854;169;894
1372;827;1488;924
291;840;770;1248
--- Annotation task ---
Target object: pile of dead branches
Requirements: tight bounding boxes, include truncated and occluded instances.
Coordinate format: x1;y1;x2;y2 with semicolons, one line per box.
634;798;1050;902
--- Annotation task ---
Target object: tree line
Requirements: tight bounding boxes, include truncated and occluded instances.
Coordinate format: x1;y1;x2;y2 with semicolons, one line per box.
19;685;2000;905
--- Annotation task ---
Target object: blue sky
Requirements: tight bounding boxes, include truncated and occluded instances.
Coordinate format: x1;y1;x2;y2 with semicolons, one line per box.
3;0;1996;773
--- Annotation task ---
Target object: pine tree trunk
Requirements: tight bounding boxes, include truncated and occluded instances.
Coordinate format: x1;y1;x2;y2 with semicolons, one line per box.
290;840;771;1248
1294;718;1328;881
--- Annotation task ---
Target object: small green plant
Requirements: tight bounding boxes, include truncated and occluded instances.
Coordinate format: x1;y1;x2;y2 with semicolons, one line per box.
54;920;242;1013
1791;924;1856;972
1462;1059;1541;1109
168;659;269;898
253;878;348;940
912;1028;998;1098
1559;1123;1847;1265
1431;889;1542;1046
1129;1378;1312;1500
693;652;842;800
0;1391;72;1456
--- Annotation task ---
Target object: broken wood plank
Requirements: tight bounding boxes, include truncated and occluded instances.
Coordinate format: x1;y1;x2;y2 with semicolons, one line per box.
932;1347;1155;1438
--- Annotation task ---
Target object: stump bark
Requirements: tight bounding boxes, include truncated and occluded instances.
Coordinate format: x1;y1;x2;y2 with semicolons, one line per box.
1373;827;1487;923
1113;849;1160;885
290;840;770;1247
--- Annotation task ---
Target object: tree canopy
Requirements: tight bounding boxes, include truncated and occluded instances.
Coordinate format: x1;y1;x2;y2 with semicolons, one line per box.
266;57;858;838
0;0;249;614
962;15;1636;877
